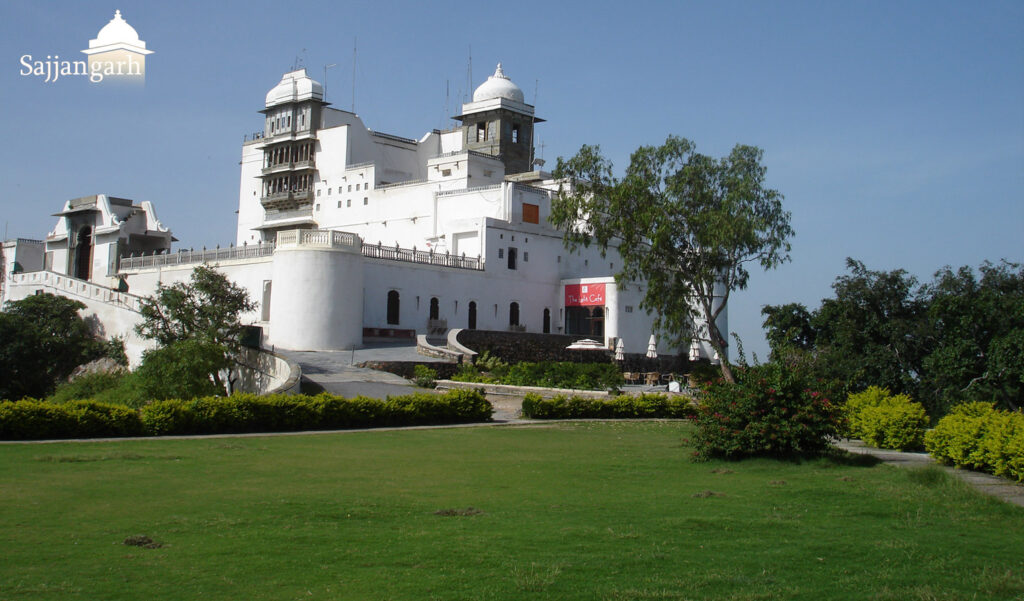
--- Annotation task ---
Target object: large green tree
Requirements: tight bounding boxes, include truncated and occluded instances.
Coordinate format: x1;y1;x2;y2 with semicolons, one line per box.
136;265;255;392
0;293;114;399
551;136;793;382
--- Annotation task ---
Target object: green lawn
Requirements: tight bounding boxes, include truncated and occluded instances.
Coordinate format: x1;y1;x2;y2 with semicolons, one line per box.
1;422;1022;600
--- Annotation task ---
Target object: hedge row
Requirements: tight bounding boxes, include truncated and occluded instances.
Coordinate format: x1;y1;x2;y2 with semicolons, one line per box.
521;393;696;420
0;389;493;440
925;402;1024;482
843;386;928;450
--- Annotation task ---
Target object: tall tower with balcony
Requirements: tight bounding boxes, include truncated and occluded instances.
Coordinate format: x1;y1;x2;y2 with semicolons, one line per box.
454;63;543;175
258;69;325;221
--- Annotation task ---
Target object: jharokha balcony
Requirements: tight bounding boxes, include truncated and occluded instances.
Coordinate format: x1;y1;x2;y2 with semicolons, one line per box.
260;189;313;211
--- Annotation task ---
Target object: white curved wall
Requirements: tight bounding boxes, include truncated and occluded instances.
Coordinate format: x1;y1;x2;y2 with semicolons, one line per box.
268;246;363;350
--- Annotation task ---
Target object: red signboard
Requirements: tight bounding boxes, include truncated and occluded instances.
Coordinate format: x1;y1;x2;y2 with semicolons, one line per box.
565;283;605;307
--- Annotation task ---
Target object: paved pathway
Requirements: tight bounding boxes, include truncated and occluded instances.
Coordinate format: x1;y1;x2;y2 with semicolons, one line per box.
278;343;445;399
835;438;1024;508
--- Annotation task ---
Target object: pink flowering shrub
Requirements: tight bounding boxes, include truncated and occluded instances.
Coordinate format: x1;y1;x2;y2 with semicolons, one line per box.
692;362;841;460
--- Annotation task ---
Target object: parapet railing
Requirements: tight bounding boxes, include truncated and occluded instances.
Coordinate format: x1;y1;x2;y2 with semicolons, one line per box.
119;243;275;272
276;229;361;251
8;270;145;313
362;242;483;271
436;183;503;197
116;230;482;272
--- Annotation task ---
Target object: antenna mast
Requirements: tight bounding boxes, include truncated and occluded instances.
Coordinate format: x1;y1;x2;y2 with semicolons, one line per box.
323;63;337;102
351;38;357;112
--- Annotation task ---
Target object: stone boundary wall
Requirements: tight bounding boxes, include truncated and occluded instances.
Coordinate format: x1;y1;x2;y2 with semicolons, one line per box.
234;348;302;395
455;329;614;364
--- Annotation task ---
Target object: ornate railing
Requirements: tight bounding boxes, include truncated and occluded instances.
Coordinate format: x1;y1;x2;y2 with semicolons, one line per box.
362;243;483;271
119;244;275;271
8;270;145;313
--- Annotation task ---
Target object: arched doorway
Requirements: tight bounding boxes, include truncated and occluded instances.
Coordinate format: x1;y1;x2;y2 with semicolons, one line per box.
74;226;93;281
468;301;477;329
429;297;439;320
543;308;551;334
387;290;400;325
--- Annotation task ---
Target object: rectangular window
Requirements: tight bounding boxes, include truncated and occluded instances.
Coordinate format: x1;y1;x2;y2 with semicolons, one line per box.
507;247;517;270
317;189;321;197
524;251;529;262
512;124;520;143
355;183;360;191
498;248;504;259
337;201;341;208
476;122;486;142
315;204;320;211
365;182;371;190
363;197;368;205
625;306;634;313
441;169;452;177
348;184;352;192
347;199;351;207
327;188;331;195
522;203;540;224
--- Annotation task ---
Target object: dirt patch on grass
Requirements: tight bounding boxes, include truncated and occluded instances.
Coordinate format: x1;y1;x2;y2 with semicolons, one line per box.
123;535;163;549
433;507;484;517
692;490;724;498
710;468;734;474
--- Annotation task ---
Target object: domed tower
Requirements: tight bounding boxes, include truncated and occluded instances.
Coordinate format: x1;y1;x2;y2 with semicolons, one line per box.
259;69;326;218
80;10;153;82
454;63;543;175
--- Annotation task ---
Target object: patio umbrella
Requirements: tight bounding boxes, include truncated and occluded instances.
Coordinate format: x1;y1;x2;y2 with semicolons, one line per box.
614;338;625;361
646;334;658;359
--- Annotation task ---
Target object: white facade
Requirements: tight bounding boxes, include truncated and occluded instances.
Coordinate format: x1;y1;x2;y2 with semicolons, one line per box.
2;64;726;364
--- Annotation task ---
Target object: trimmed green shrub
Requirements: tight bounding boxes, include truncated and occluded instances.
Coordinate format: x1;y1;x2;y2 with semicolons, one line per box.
0;399;143;440
521;392;695;420
503;362;623;390
858;402;928;450
412;365;438;388
692;362;840;461
47;372;125;405
925;402;1024;481
0;390;493;440
843;386;900;437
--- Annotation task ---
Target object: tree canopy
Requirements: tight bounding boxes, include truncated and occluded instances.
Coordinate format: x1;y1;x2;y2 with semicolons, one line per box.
551;136;793;382
762;259;1024;415
0;293;120;399
135;265;256;393
136;265;256;353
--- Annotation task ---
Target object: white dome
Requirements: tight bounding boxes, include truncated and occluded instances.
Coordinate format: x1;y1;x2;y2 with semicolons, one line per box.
473;63;525;103
265;69;324;107
91;10;145;49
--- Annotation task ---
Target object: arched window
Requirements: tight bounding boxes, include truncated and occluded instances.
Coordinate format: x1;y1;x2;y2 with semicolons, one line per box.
387;290;400;325
429;297;439;320
543;308;551;334
468;301;477;330
509;302;520;327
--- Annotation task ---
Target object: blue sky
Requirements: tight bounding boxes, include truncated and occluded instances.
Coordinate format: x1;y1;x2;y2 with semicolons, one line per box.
2;0;1022;360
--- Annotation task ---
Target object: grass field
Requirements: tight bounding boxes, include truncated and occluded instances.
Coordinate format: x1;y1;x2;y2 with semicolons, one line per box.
1;421;1023;600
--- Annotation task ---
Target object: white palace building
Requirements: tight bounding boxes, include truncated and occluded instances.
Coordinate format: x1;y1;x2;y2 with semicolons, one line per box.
1;65;726;365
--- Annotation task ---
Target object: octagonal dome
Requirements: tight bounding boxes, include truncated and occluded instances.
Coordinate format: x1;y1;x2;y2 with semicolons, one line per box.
265;69;324;107
472;63;525;104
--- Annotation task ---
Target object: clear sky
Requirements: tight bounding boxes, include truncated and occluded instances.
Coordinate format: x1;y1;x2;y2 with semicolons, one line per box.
2;0;1022;360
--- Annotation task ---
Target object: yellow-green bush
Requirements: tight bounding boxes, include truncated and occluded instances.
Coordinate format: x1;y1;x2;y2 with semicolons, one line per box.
0;399;143;440
843;386;927;449
925;402;1024;481
858;402;928;450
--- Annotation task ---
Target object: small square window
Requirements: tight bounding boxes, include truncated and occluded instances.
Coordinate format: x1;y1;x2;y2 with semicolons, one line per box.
625;306;634;313
441;169;452;177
